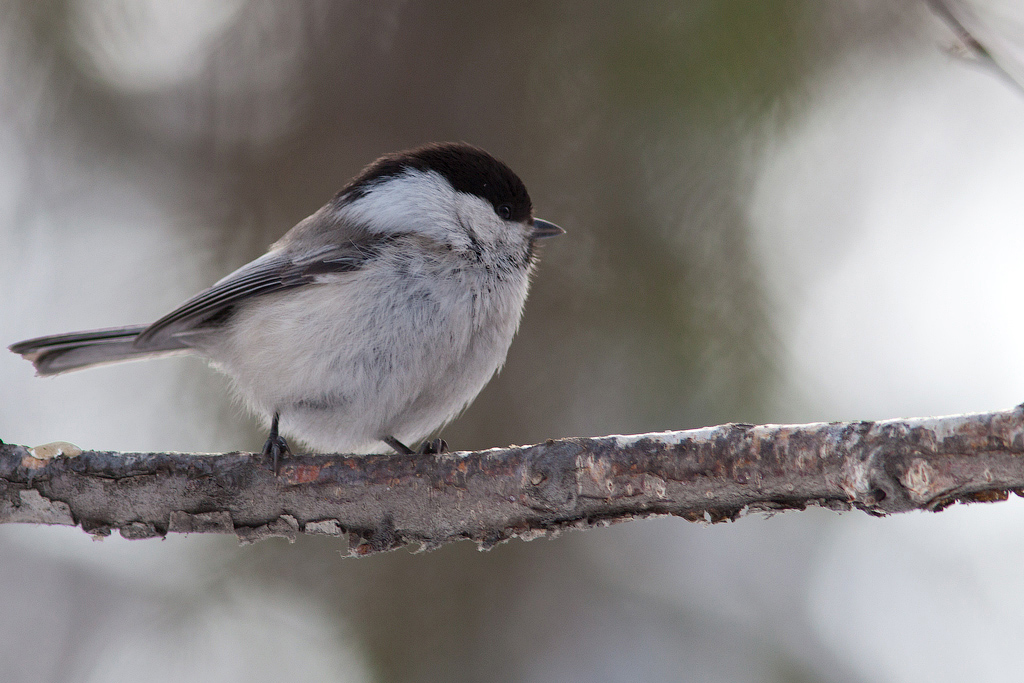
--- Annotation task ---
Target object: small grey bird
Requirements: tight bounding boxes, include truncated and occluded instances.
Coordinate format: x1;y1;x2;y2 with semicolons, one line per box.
10;142;563;469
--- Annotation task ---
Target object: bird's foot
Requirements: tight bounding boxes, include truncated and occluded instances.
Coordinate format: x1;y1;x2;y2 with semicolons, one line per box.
263;412;291;475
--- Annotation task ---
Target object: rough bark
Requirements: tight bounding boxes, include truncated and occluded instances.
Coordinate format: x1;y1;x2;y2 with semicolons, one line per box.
2;405;1023;556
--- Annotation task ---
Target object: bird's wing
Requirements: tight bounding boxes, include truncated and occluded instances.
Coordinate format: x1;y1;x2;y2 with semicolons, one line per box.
134;240;381;349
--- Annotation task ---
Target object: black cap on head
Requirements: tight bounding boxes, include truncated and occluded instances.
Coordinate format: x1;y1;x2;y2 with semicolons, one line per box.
338;142;533;222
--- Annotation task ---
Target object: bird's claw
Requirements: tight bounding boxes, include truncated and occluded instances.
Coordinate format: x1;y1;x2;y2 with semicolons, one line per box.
263;412;291;475
263;434;291;475
417;438;448;455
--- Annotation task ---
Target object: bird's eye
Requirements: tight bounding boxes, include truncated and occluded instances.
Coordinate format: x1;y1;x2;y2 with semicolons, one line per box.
496;204;512;220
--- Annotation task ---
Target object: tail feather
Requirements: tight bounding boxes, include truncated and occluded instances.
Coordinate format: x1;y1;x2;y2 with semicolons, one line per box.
9;326;191;376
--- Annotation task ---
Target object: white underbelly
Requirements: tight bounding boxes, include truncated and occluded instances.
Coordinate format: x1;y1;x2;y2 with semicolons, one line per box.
202;264;528;453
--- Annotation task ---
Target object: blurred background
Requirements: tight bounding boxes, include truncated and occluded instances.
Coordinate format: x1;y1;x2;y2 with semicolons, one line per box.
2;1;1024;681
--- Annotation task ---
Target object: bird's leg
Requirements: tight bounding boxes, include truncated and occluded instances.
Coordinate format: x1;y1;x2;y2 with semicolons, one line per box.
384;436;448;455
384;436;414;455
262;412;291;475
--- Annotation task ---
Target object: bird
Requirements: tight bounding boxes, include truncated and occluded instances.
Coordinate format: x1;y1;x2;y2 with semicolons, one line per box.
10;142;564;471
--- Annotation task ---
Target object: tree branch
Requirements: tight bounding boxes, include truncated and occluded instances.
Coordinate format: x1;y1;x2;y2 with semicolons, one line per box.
2;406;1023;555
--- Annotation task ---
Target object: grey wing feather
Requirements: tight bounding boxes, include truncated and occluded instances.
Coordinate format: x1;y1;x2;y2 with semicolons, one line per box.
134;242;375;348
10;214;383;375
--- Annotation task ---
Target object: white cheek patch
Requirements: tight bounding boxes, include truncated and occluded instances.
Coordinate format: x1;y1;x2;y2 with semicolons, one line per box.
336;169;523;252
338;169;462;243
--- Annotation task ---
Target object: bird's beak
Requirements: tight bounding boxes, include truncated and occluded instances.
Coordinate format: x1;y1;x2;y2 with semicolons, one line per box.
531;218;565;239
